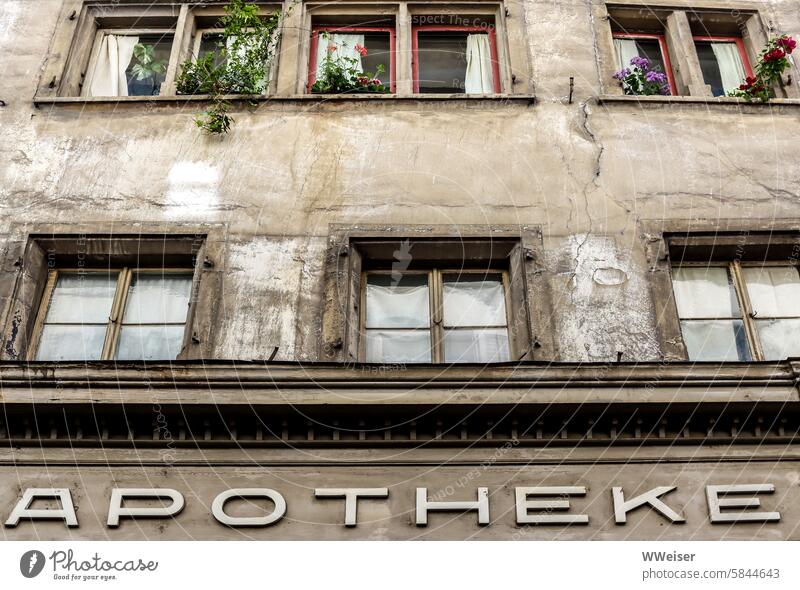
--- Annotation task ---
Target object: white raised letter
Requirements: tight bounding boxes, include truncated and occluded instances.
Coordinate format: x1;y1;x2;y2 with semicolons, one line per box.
5;488;78;528
212;488;286;527
613;486;685;524
706;484;780;523
107;488;184;527
314;488;389;527
416;487;489;526
515;486;589;525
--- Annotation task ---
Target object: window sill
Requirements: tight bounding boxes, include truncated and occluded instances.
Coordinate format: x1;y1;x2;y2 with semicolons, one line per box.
597;94;800;108
33;93;536;105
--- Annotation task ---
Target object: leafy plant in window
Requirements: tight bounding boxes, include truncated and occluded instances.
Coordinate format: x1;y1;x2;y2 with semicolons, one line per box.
613;56;670;96
129;43;168;95
728;35;796;102
311;36;389;94
176;0;287;134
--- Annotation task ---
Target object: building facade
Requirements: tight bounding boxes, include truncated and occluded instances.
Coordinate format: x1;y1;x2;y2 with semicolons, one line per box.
0;0;799;539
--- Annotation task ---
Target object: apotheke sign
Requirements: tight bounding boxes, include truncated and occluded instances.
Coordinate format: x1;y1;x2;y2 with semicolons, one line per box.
1;483;785;529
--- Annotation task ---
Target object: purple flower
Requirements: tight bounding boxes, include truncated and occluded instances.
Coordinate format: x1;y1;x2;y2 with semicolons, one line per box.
645;70;667;83
613;68;631;80
630;56;650;69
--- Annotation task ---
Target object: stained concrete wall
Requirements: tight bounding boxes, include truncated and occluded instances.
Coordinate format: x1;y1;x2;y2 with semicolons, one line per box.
1;0;799;362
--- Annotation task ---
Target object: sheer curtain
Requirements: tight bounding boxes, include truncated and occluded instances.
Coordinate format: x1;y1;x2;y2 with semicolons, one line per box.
711;42;746;94
464;34;493;93
90;34;139;97
613;38;640;70
315;33;365;80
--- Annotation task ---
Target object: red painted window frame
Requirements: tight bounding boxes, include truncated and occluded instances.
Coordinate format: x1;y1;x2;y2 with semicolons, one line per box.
692;35;755;79
612;32;678;95
411;25;502;94
308;26;397;92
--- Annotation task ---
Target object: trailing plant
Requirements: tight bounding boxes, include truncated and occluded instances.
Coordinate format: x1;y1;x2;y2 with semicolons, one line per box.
613;56;670;96
310;36;389;94
728;35;796;102
176;0;286;134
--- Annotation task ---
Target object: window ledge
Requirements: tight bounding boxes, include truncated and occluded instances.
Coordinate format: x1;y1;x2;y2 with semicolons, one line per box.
33;93;536;106
597;94;800;108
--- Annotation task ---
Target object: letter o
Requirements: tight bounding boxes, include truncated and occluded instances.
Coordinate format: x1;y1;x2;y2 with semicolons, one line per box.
212;488;286;527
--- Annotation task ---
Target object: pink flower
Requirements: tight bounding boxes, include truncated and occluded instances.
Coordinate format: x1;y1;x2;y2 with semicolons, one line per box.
370;79;381;85
777;36;797;54
354;43;368;57
327;43;337;52
356;76;369;86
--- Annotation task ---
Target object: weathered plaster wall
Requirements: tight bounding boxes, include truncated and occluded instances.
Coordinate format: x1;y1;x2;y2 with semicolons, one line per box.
1;0;799;362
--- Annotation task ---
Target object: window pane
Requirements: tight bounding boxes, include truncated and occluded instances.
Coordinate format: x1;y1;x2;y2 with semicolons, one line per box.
417;32;468;93
635;39;667;74
366;274;429;328
116;325;186;360
36;325;108;361
199;33;227;67
443;274;507;327
756;319;800;361
742;266;800;318
365;330;431;363
681;319;751;361
695;41;745;97
44;273;118;324
126;35;173;96
443;328;510;363
671;267;740;318
362;32;391;85
122;274;192;324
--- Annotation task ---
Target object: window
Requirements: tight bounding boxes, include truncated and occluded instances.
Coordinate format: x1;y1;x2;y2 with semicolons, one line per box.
33;269;193;361
671;263;800;361
86;30;176;97
412;22;500;94
612;33;676;95
693;36;753;96
363;270;510;363
308;24;396;91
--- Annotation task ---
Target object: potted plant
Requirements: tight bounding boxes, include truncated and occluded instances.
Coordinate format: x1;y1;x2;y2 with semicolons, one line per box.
729;35;796;102
128;43;168;96
613;56;670;96
311;37;389;94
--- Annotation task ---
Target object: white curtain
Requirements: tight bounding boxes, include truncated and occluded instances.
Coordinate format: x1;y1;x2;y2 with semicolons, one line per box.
711;42;746;94
90;34;138;97
613;38;640;71
315;33;364;80
464;34;493;93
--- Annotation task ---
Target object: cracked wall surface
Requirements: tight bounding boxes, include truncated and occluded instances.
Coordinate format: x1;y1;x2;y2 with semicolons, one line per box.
0;0;799;362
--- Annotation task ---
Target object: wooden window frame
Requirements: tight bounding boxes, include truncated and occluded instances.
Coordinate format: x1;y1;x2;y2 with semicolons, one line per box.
671;261;800;362
359;268;512;363
612;32;678;95
307;25;397;92
411;24;502;94
692;35;755;80
28;267;194;361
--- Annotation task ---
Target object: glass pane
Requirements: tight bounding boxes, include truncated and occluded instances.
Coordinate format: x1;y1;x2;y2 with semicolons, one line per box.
365;330;431;363
417;32;468;93
443;328;510;363
44;273;118;324
742;266;800;318
365;274;429;328
634;39;666;73
443;274;507;327
126;35;173;96
681;319;751;361
116;325;186;360
198;33;227;67
36;325;108;361
122;274;192;324
671;267;740;319
756;319;800;361
362;32;391;86
694;41;745;97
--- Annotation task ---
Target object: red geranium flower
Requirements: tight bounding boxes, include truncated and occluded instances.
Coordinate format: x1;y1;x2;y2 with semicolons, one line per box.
354;43;368;57
764;48;786;62
776;36;796;54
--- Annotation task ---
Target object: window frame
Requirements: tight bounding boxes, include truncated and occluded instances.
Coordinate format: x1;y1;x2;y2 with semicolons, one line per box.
307;25;397;93
671;260;800;362
81;27;179;98
691;34;755;82
612;32;678;96
359;267;512;363
411;24;502;94
29;267;195;361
